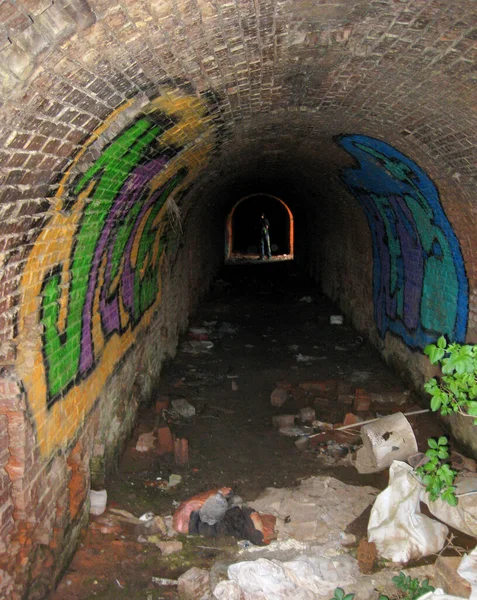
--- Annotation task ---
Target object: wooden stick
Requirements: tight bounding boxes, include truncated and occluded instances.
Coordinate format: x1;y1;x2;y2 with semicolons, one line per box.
309;409;430;439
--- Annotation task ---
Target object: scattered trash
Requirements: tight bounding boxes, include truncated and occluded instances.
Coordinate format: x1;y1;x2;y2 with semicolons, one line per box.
137;515;168;537
251;476;378;544
171;398;196;419
330;315;344;325
136;430;156;452
156;540;183;555
188;327;209;341
214;555;360;599
272;414;295;429
295;436;310;451
231;380;238;392
173;488;233;533
424;475;477;538
151;577;178;586
182;340;214;353
299;407;316;423
89;489;107;516
199;490;229;525
173;488;275;546
295;353;324;363
299;296;313;303
458;546;477;599
279;426;311;437
312;420;334;431
270;387;288;407
355;412;418;473
418;591;468;600
178;567;210;600
368;461;449;562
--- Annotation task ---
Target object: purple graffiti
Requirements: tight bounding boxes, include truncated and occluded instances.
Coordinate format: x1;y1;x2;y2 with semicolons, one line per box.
79;157;168;374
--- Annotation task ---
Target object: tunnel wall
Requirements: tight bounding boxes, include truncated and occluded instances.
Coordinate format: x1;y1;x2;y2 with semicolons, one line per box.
316;133;477;443
0;83;220;599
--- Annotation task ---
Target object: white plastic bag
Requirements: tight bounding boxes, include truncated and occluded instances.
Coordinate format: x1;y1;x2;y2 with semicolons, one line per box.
214;555;360;600
368;461;448;562
458;546;477;600
424;475;477;538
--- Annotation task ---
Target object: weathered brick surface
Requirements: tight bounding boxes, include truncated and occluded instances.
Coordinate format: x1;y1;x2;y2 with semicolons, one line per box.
0;0;475;597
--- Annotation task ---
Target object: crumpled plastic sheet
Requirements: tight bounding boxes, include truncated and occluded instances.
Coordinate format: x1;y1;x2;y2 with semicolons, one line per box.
368;461;448;562
458;545;477;600
213;555;359;600
424;475;477;539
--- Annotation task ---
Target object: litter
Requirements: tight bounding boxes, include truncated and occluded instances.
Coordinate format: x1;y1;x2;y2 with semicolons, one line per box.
182;340;214;353
136;430;156;452
214;555;360;600
330;315;344;325
251;476;378;544
279;426;311;437
457;546;477;599
171;398;196;419
173;488;276;545
295;353;320;363
199;491;229;525
355;412;418;473
89;489;107;516
188;327;209;341
299;296;313;303
151;577;178;586
424;475;477;538
368;461;449;562
419;592;468;600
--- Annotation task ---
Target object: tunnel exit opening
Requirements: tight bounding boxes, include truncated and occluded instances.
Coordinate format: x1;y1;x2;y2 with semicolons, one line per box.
225;194;294;263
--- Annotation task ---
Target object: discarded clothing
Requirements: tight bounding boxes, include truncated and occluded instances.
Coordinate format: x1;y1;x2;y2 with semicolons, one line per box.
189;506;275;546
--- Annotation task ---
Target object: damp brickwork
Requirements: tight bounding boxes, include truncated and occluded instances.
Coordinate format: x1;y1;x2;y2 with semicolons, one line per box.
0;1;476;597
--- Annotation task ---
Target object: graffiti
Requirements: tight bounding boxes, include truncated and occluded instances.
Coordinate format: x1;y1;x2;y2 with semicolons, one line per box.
337;134;468;348
17;90;214;455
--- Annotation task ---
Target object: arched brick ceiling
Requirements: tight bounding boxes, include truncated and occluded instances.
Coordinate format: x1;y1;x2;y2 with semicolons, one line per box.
0;0;476;347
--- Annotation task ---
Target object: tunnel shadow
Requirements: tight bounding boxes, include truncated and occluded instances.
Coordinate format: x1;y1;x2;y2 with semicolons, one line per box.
225;194;294;264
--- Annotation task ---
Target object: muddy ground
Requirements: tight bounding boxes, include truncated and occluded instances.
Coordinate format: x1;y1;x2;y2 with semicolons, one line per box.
50;262;469;600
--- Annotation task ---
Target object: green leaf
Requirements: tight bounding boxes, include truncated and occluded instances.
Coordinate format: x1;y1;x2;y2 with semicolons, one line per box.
430;395;442;412
437;336;447;349
428;438;438;449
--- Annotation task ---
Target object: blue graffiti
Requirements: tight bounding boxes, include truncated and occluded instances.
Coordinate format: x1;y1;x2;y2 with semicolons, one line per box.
337;134;468;348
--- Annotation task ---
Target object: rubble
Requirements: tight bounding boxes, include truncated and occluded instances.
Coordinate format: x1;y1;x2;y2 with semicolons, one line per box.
178;567;210;600
270;387;288;407
171;398;196;419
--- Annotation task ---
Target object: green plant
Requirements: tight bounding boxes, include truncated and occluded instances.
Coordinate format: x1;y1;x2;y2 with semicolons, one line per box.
416;436;457;506
424;336;477;424
391;571;435;599
331;589;354;600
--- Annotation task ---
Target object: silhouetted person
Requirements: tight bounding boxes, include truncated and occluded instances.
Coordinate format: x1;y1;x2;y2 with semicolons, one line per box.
259;213;272;259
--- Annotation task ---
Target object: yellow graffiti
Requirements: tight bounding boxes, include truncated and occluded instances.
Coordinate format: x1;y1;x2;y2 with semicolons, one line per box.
16;89;214;456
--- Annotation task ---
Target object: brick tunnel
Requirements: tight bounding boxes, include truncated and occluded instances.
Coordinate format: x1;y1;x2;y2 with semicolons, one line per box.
0;0;476;597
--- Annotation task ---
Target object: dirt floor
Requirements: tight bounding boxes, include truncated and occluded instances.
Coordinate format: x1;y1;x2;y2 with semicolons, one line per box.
50;262;472;600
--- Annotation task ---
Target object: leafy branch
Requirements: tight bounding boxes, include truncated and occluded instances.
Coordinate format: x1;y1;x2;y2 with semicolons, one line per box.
416;437;457;506
424;336;477;424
